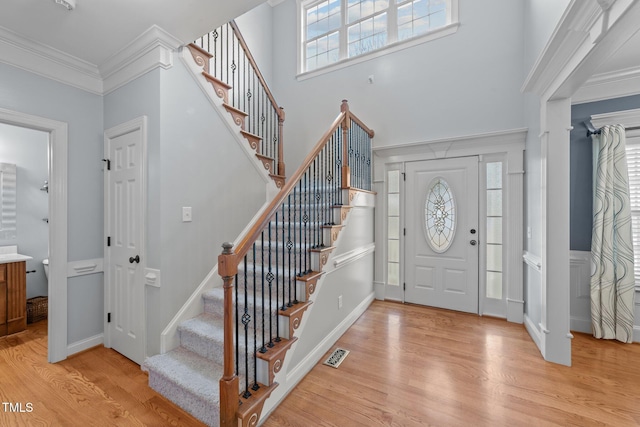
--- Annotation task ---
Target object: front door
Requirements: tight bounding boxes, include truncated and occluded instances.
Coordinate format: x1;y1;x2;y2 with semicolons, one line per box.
405;157;479;313
105;119;145;364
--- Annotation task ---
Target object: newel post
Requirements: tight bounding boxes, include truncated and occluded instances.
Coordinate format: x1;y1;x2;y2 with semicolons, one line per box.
340;99;351;188
218;242;239;427
277;107;286;177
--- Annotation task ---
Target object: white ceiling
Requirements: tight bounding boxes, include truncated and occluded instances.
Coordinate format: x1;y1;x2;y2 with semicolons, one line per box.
0;0;638;100
0;0;265;68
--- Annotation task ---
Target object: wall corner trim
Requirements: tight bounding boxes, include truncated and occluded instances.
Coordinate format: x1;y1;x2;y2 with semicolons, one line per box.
101;25;183;94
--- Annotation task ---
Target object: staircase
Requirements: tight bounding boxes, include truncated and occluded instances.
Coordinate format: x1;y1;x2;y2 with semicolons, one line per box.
143;20;374;427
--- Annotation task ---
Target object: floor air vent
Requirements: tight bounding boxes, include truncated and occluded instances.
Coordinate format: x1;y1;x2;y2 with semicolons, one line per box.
323;348;350;368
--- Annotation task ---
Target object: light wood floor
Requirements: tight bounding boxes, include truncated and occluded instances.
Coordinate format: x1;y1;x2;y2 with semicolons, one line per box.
263;301;640;427
0;320;204;426
3;302;640;426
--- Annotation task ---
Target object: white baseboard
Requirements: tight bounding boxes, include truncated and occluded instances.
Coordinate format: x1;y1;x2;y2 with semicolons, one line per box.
570;316;591;334
634;326;640;343
524;314;543;354
67;333;103;356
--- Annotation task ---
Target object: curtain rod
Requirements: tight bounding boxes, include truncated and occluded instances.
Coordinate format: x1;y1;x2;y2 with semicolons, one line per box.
585;122;640;137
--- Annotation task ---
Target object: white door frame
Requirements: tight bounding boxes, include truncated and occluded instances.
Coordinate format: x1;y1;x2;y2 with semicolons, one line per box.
103;116;147;360
404;156;480;313
0;107;68;363
521;0;640;366
373;128;526;321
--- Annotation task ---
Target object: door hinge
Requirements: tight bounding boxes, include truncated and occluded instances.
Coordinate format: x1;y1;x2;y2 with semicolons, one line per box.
403;282;406;291
107;236;111;247
102;158;111;170
107;313;111;323
402;172;406;181
403;228;406;236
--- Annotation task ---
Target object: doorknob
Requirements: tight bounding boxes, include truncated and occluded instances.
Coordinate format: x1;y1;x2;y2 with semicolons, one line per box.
470;240;477;246
129;255;140;264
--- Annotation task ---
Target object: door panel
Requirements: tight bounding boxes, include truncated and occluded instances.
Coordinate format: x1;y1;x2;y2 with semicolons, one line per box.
106;126;144;364
405;157;479;313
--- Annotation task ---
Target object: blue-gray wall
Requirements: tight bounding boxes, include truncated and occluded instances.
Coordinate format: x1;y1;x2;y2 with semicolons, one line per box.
0;61;105;345
570;94;640;250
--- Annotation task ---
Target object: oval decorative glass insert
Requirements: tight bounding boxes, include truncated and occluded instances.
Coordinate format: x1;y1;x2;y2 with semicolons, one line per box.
424;177;456;253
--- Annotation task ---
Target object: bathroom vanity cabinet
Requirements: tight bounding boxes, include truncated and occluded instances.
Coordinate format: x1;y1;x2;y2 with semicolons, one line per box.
0;261;27;337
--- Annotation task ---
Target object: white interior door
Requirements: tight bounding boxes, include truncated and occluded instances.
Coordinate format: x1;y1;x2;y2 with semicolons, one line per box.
105;119;145;365
405;157;479;313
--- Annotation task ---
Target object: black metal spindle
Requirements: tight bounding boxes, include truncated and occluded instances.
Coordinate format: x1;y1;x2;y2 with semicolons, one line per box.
260;231;266;353
267;221;274;348
274;212;281;342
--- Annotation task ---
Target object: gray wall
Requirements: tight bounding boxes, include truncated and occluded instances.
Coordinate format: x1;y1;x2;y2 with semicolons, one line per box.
0;122;49;298
271;0;526;170
0;61;105;345
570;94;640;251
105;53;268;356
236;3;274;86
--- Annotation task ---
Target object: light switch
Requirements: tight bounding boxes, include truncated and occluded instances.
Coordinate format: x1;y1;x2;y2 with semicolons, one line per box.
182;207;192;222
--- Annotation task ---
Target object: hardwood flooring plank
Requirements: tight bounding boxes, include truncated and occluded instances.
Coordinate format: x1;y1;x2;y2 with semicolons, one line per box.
0;320;204;427
263;300;640;427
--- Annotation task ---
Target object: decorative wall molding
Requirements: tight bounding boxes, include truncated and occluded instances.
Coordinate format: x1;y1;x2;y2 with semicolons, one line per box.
332;243;375;269
0;25;103;94
373;128;527;161
144;268;161;288
101;25;183;94
573;66;640;104
0;24;184;95
591;106;640;128
521;2;602;97
523;251;542;272
66;258;104;278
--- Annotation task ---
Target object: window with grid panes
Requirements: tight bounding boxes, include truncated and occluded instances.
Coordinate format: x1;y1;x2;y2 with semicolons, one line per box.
625;140;640;288
302;0;456;72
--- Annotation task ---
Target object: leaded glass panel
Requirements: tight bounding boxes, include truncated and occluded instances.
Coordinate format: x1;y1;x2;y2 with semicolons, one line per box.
424;177;456;253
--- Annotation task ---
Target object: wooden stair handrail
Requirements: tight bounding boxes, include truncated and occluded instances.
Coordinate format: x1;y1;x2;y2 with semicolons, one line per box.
229;20;285;123
219;107;347;277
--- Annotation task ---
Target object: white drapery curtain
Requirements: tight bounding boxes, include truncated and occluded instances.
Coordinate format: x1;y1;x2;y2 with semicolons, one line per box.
591;124;635;343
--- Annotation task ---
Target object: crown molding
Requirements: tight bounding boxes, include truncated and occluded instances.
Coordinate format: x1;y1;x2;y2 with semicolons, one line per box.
0;25;103;94
267;0;287;6
591;106;640;128
522;0;640;101
572;65;640;104
373;128;527;160
521;1;602;97
0;24;184;95
100;25;183;94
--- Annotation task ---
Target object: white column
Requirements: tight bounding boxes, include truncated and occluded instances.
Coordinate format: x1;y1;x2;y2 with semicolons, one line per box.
540;98;572;366
506;149;524;323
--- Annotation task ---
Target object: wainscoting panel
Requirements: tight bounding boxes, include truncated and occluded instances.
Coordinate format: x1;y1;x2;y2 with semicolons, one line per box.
570;251;591;334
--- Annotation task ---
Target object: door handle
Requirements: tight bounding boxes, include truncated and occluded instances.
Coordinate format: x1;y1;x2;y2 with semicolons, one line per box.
129;255;140;264
470;240;477;246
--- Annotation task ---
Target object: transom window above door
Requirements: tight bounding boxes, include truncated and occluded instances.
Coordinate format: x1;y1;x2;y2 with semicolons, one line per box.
300;0;459;74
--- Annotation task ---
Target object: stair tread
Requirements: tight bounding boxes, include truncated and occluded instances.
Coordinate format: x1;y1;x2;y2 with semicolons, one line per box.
144;347;223;403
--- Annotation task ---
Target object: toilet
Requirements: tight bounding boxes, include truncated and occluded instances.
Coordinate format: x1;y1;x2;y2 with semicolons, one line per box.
43;258;49;280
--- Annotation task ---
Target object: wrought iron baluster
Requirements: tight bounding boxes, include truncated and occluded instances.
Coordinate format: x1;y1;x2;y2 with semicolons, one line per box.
274;212;281;342
267;221;274;348
303;170;309;274
260;231;266;354
285;194;292;310
252;243;258;390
